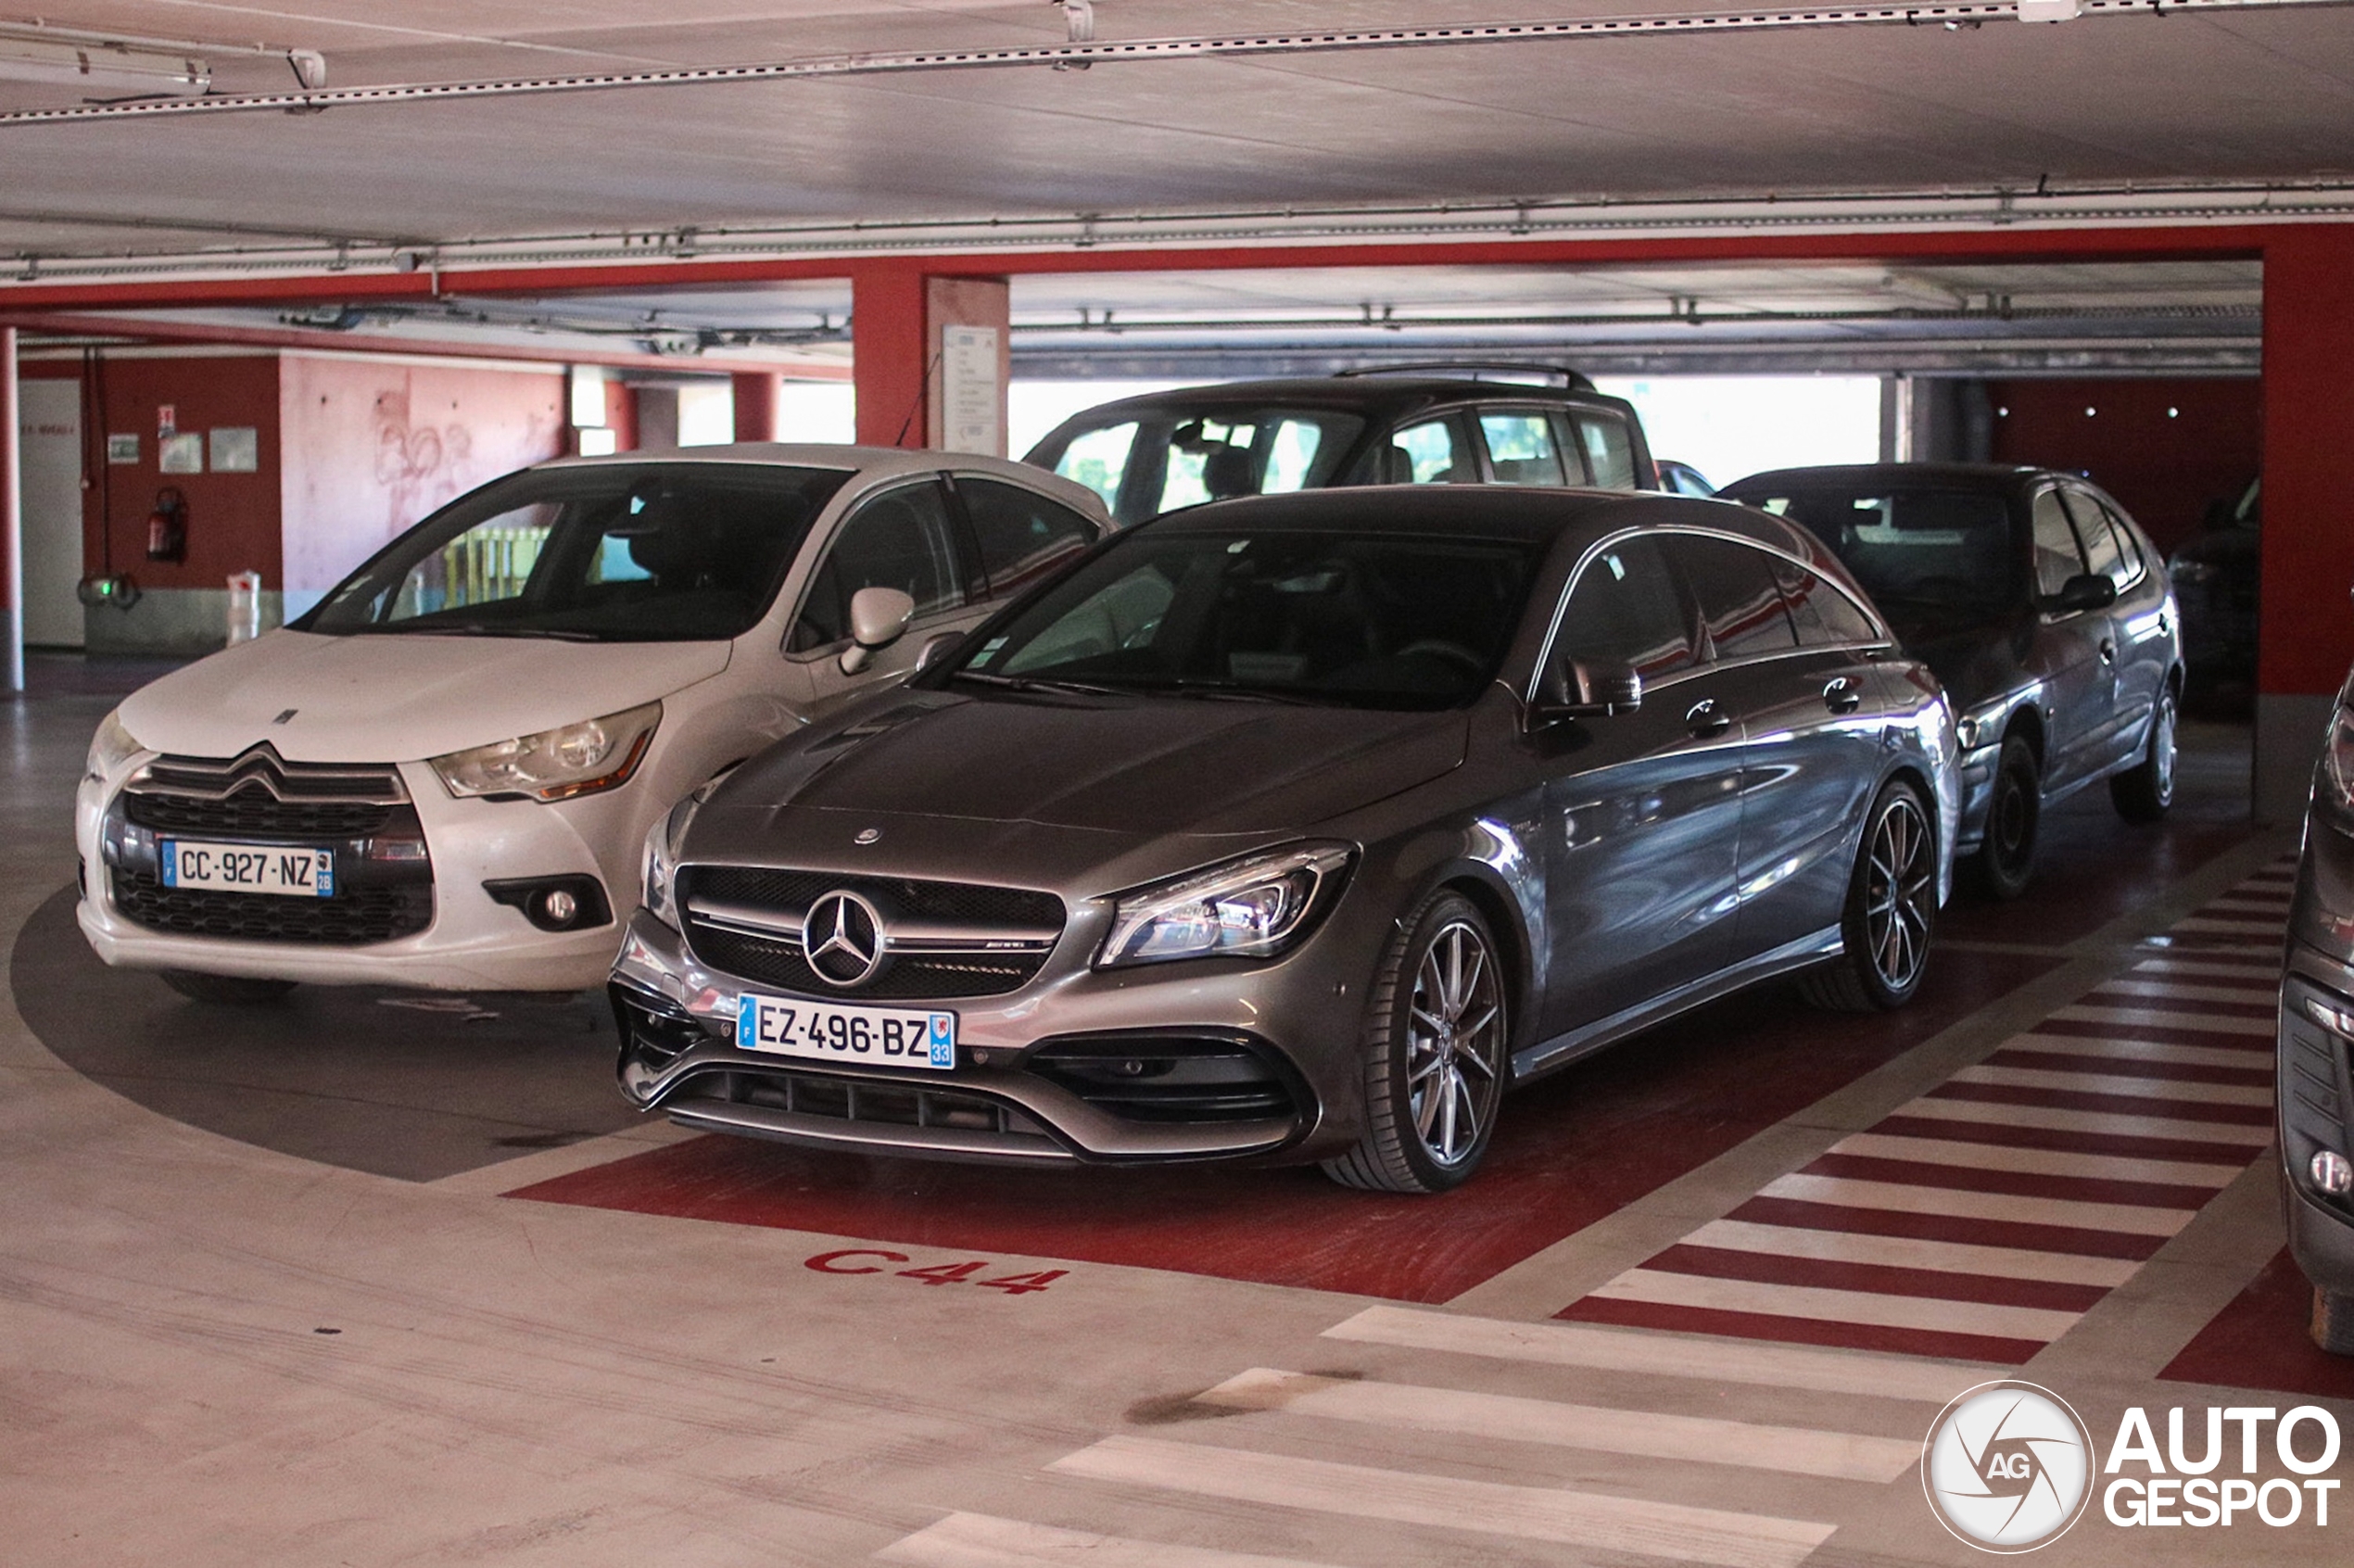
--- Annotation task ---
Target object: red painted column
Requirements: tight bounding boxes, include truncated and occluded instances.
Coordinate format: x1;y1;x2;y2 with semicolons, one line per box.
853;261;930;449
2;326;20;692
730;371;780;443
2256;225;2354;818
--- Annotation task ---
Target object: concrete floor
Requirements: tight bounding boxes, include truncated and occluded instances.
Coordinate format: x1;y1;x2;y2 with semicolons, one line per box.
6;655;2348;1567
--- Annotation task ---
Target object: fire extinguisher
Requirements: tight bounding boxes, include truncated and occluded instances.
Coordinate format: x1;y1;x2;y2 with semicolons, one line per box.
146;487;188;563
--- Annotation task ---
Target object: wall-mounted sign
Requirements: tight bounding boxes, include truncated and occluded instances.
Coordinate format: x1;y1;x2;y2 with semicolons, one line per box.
158;432;205;474
209;426;259;473
939;324;1002;457
157;403;177;438
106;433;140;465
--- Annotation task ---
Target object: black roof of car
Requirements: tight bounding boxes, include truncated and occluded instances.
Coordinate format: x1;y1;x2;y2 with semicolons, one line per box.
1719;462;2051;496
1146;481;1829;562
1044;374;1632;424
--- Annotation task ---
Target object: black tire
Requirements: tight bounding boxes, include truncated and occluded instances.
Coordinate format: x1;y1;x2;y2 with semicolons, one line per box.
1802;778;1937;1013
1322;891;1510;1195
2314;1286;2354;1357
160;970;297;1005
2111;686;2179;824
1972;734;2041;901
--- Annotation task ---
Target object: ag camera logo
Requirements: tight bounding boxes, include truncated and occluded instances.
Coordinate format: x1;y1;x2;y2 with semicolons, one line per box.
1923;1381;2095;1552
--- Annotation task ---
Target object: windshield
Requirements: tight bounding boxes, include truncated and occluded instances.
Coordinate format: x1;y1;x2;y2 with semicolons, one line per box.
944;526;1539;712
1026;406;1365;525
298;462;851;641
1745;487;2018;633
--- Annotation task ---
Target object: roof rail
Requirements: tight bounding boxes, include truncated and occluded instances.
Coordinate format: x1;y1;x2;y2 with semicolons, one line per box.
1333;361;1595;391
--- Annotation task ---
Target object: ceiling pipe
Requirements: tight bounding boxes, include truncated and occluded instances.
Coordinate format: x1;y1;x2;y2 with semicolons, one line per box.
0;0;2346;128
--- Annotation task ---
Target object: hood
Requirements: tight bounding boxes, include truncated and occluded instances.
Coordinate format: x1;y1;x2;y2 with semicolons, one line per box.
115;630;732;763
718;689;1469;837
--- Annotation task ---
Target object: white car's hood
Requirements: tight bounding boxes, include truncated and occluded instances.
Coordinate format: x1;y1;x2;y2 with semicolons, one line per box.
116;630;732;763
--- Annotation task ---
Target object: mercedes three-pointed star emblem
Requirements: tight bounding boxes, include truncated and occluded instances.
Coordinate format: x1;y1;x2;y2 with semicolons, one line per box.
802;890;887;988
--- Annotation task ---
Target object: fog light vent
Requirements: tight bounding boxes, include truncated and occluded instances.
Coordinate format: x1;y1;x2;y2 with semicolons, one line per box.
485;874;612;931
2313;1149;2354;1196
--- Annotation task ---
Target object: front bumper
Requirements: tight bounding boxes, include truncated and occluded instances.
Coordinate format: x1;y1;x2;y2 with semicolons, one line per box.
610;907;1346;1166
76;756;642;992
2284;957;2354;1295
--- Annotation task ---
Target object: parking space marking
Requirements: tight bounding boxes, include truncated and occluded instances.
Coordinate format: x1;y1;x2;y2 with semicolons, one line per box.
880;1513;1359;1568
2045;1004;2275;1034
2006;1031;2269;1069
1682;1217;2143;1286
1047;1435;1839;1568
1755;1171;2197;1233
1886;1094;2274;1144
1554;856;2293;1367
1322;1305;1984;1399
1195;1368;1923;1481
1824;1131;2246;1185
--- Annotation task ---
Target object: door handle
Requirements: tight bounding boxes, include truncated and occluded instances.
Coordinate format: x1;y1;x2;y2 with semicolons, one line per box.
1685;698;1731;738
2098;638;2117;664
1822;677;1862;715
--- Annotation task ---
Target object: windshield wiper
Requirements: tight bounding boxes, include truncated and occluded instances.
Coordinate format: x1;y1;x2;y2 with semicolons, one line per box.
948;670;1128;697
1153;681;1322;706
439;624;604;641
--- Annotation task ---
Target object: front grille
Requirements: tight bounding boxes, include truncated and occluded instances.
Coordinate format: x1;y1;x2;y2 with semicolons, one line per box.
110;867;433;945
685;866;1061;929
711;1067;1050;1139
1027;1035;1303;1124
125;790;392;839
687;926;1039;999
679;866;1065;999
125;746;406;839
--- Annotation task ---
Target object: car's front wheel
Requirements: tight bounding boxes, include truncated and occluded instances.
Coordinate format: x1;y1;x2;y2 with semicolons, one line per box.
1973;734;2041;900
1802;777;1937;1013
160;970;297;1005
1323;890;1509;1195
2111;687;2179;823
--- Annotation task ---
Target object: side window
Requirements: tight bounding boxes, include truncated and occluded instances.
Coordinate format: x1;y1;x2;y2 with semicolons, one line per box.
1052;423;1137;512
2059;489;2125;588
1382;416;1476;485
790;480;963;652
956;477;1098;600
1675;537;1798;660
1476;410;1567;486
1549;537;1698;680
1772;559;1880;647
1571;411;1639;489
2031;488;2086;599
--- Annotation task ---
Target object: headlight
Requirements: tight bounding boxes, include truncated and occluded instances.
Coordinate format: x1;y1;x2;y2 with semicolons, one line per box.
1097;842;1353;968
641;769;731;927
87;708;144;781
2326;706;2354;810
430;702;661;802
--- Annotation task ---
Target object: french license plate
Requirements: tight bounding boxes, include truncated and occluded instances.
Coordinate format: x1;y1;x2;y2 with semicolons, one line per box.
159;840;335;897
735;993;956;1071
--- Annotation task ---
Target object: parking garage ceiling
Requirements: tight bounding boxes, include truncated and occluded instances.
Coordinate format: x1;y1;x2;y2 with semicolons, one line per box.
0;3;2327;374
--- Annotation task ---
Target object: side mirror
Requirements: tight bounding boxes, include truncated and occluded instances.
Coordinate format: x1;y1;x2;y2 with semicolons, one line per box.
1532;659;1642;724
838;586;916;676
2044;573;2118;614
914;630;963;673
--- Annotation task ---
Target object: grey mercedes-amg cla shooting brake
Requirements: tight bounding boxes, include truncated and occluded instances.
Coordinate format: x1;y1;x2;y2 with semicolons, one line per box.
610;487;1958;1192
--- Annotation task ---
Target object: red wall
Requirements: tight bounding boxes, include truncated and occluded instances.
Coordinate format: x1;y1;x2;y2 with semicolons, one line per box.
1985;377;2260;557
67;352;284;588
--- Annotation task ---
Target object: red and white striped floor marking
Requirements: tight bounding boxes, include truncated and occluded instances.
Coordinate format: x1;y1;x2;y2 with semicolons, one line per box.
1557;855;2291;1364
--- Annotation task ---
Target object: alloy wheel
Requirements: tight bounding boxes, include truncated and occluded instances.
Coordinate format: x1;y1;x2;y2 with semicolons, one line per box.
1404;919;1506;1168
1866;793;1936;993
2153;698;2178;803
